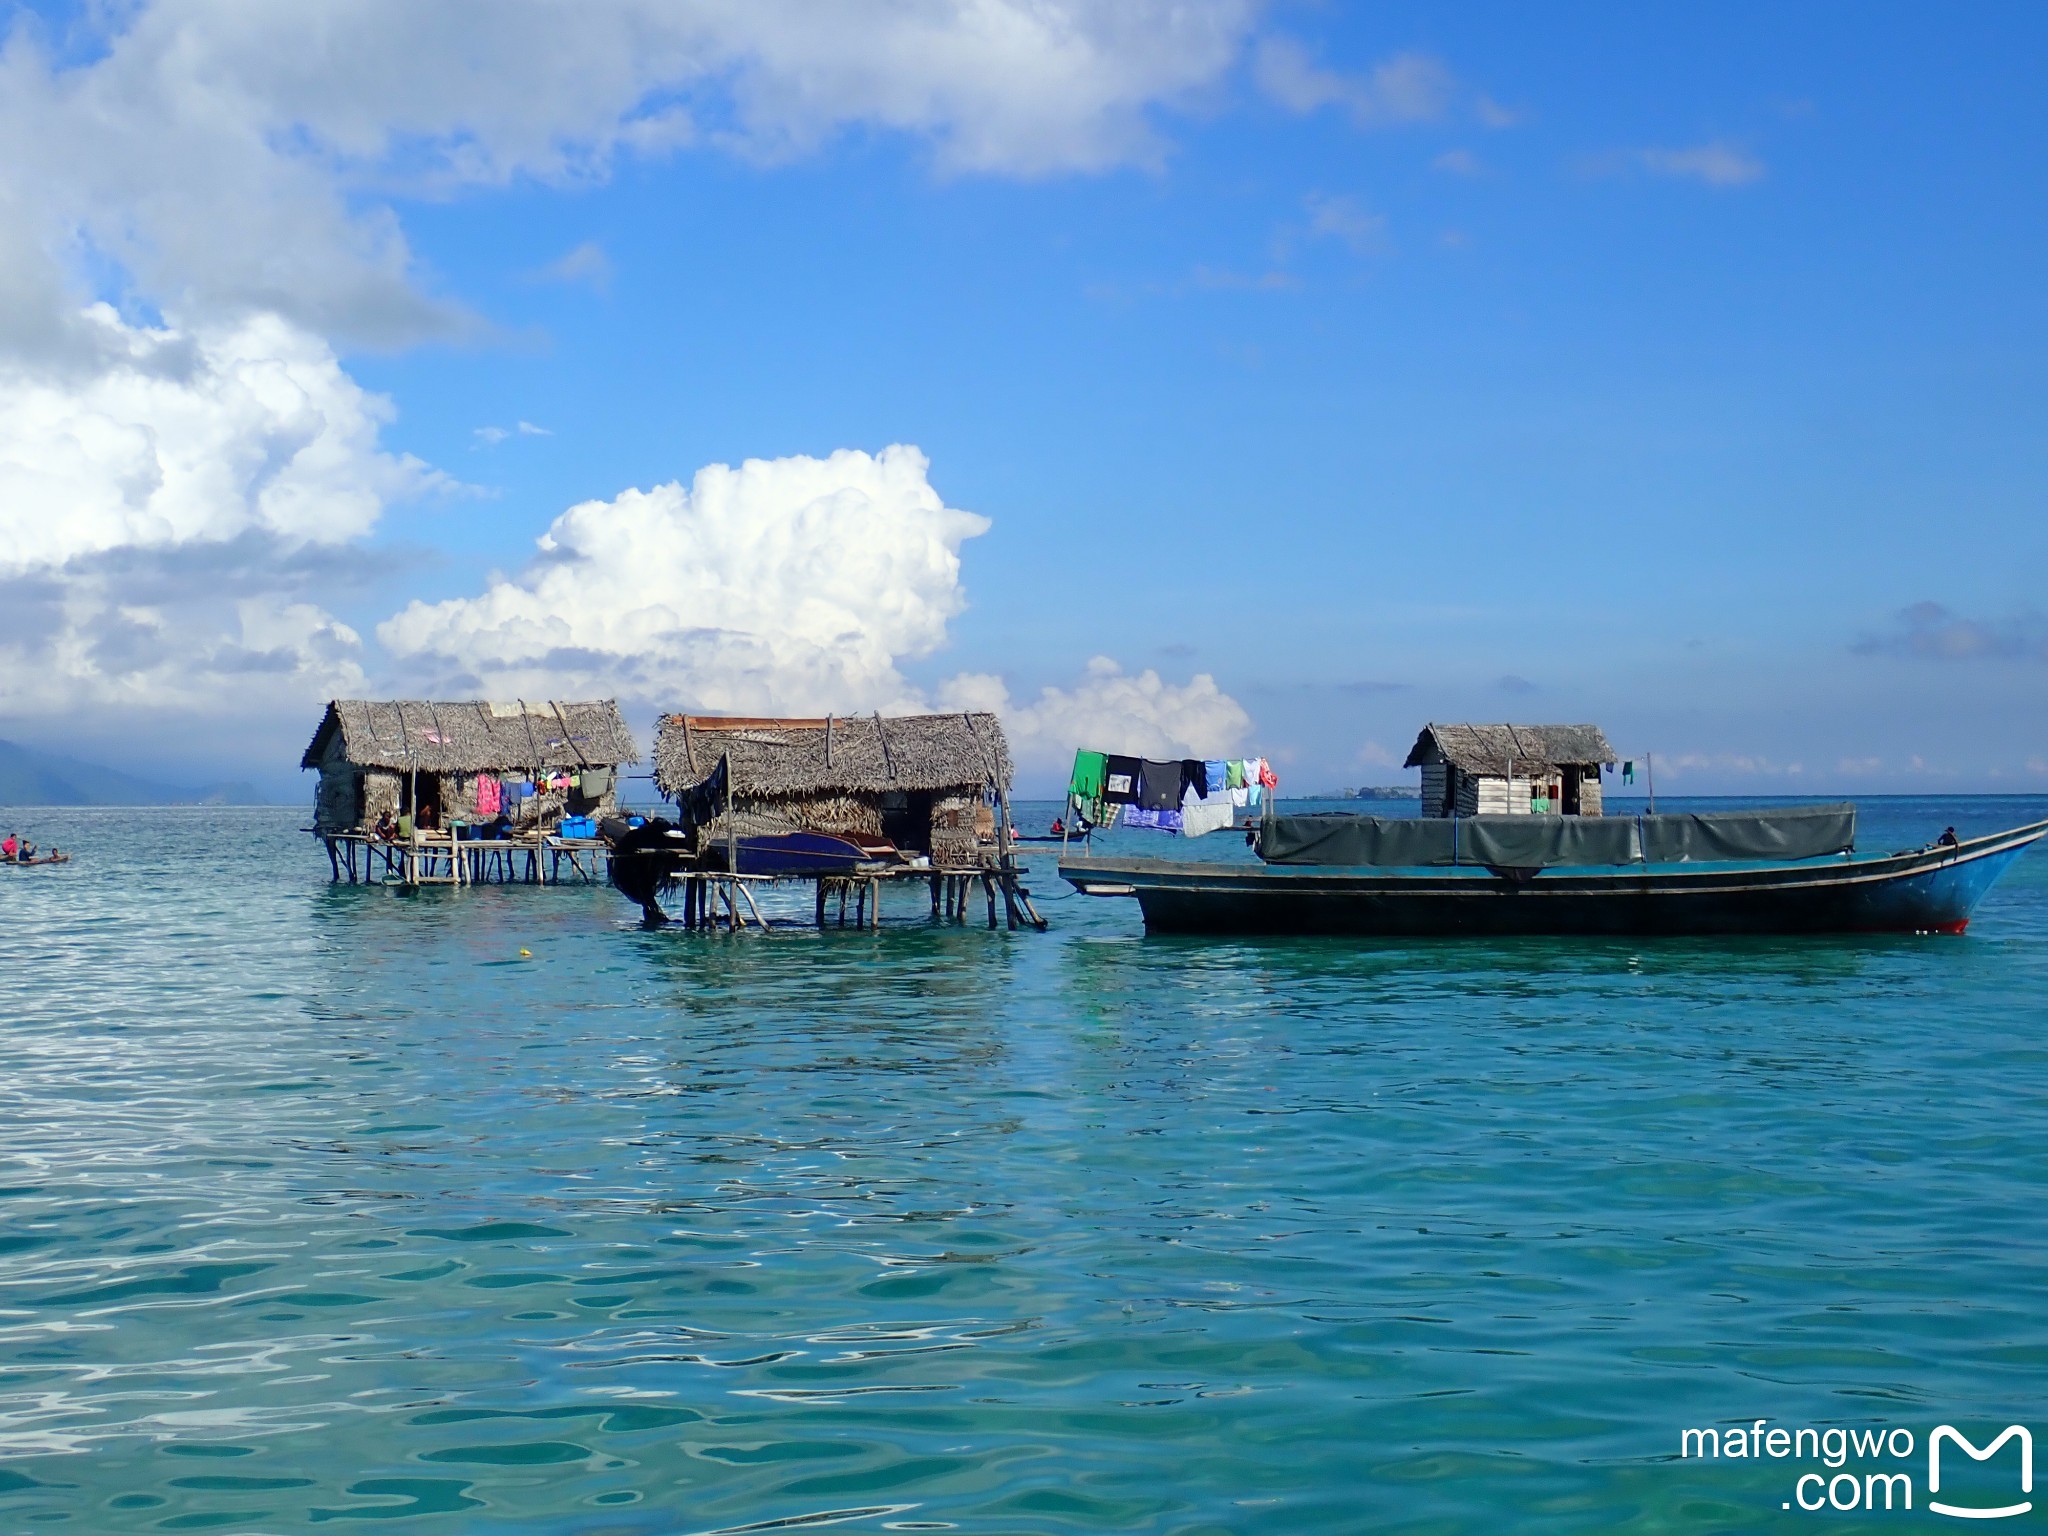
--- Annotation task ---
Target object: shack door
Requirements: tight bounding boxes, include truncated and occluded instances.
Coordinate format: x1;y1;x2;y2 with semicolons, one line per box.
880;791;934;854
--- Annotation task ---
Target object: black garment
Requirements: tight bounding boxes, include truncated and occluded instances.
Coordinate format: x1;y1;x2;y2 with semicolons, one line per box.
1181;758;1207;800
1103;754;1142;804
673;756;731;831
1137;759;1183;810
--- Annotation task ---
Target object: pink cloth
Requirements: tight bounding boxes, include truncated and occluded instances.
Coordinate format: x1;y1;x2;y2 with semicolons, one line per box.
474;775;503;816
1257;758;1278;790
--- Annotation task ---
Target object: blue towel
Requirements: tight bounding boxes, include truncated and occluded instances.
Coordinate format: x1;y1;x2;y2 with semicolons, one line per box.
1122;805;1183;833
1204;759;1228;795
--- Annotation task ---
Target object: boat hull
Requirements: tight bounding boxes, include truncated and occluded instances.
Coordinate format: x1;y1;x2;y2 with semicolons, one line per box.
1060;821;2046;938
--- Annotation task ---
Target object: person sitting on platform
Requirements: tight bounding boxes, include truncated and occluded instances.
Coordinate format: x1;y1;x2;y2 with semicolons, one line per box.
373;810;397;841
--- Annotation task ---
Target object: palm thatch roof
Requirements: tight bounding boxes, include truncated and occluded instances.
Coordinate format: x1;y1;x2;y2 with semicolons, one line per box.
1404;723;1616;776
302;700;639;773
653;713;1012;798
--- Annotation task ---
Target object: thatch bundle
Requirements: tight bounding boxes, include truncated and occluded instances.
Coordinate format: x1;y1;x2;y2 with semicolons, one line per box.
652;713;1011;799
302;700;639;774
1404;723;1615;776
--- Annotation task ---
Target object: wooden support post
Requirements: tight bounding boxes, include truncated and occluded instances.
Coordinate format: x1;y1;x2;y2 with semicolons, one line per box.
869;878;881;929
930;873;942;916
837;886;848;926
1000;874;1020;931
854;882;866;927
737;880;767;930
816;880;829;928
982;872;998;928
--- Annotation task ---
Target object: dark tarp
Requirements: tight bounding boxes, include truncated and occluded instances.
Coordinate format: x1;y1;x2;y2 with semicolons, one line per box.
1259;804;1856;868
1259;815;1459;867
1636;803;1855;862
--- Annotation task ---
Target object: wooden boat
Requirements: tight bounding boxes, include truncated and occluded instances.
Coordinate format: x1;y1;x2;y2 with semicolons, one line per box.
706;831;887;878
1061;815;2047;937
3;853;69;867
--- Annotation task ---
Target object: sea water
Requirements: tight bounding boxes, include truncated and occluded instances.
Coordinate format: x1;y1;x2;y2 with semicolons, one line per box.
1;796;2045;1533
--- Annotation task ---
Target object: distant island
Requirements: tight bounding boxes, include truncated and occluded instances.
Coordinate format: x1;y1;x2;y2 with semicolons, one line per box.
1319;786;1420;800
0;738;265;806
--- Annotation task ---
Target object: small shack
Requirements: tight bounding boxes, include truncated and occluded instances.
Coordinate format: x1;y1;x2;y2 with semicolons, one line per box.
302;699;640;835
652;712;1013;868
1405;723;1616;817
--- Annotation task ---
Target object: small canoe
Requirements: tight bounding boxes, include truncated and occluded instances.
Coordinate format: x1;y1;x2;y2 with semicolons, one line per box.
3;854;70;867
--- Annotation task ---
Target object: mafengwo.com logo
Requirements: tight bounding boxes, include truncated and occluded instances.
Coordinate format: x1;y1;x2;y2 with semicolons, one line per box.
1680;1420;2033;1517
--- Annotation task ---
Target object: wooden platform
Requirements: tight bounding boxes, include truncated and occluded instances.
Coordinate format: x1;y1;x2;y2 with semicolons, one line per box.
320;832;606;887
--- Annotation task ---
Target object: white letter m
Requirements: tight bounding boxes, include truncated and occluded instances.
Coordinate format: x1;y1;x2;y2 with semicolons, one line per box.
1930;1425;2032;1520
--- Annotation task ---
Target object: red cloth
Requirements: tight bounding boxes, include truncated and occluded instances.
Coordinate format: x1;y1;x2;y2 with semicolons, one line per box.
1257;758;1278;789
474;775;503;816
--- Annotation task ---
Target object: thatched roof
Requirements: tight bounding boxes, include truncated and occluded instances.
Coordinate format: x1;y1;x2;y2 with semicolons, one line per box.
302;700;639;773
1404;723;1616;775
653;712;1012;798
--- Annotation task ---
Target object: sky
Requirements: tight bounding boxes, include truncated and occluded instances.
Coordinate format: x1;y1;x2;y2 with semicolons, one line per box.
2;1;2046;798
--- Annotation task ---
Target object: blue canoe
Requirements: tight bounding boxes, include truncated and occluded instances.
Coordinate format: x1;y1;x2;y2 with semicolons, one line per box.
1061;818;2047;937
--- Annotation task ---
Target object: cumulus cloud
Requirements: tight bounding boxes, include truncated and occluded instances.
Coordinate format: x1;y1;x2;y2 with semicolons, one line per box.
0;306;430;570
0;1;1261;345
534;241;614;292
379;444;989;710
0;2;1276;739
0;305;435;715
948;655;1252;768
1853;601;2048;662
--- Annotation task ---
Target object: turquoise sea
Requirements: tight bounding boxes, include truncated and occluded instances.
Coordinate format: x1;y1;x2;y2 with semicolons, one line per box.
3;795;2046;1533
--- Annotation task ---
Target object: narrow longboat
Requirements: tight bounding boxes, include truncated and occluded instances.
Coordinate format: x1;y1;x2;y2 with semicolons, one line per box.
1060;806;2046;937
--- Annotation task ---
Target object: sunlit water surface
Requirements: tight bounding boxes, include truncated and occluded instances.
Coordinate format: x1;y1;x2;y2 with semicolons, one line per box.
2;797;2046;1533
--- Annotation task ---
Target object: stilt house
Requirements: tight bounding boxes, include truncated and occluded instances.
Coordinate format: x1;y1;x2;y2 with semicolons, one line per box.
1405;723;1616;817
652;712;1013;868
302;699;639;835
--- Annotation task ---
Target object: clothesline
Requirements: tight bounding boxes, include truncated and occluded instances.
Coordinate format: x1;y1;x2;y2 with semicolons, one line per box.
1067;750;1278;837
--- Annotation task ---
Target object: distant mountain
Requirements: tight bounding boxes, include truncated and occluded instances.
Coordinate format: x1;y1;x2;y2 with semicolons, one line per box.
0;739;267;806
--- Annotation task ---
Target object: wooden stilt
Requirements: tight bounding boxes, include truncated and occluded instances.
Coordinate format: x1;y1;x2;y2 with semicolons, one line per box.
982;872;998;928
854;882;866;927
816;881;829;928
929;873;942;916
737;881;767;929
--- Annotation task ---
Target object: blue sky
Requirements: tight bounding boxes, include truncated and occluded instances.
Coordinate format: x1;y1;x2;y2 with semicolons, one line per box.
3;2;2046;794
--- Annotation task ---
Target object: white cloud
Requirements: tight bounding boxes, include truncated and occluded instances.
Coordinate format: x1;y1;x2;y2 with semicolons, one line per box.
1629;143;1765;188
0;306;427;571
1302;192;1388;256
0;304;430;713
1254;38;1456;126
952;656;1252;768
379;444;989;711
517;420;552;437
0;1;1262;345
535;241;614;292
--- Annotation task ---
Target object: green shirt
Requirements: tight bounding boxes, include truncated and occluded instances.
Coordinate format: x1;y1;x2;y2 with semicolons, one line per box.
1068;750;1108;799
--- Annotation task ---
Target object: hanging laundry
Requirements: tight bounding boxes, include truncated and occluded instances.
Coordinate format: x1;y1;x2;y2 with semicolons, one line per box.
1180;759;1207;800
1230;785;1249;808
1204;760;1229;796
1256;758;1278;790
1180;784;1234;837
1246;782;1261;810
1122;805;1183;833
1104;754;1142;804
1137;759;1183;810
1069;750;1108;801
474;775;503;817
1225;760;1247;790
